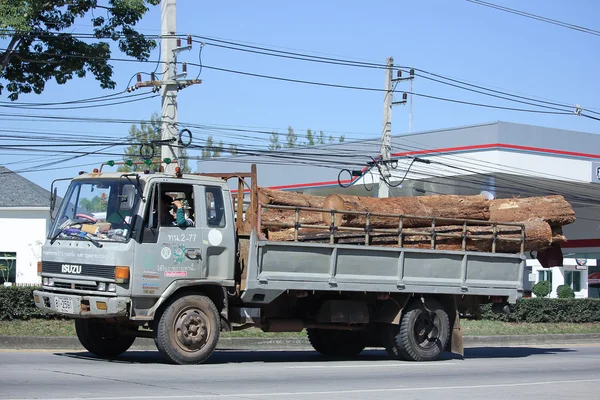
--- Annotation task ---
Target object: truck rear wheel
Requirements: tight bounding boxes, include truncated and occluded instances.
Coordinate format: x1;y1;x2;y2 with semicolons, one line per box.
155;294;220;365
384;299;450;362
307;328;366;358
75;319;136;358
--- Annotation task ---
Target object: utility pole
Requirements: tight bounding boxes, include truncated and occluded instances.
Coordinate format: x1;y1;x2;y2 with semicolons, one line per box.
377;58;413;198
133;0;200;174
378;57;394;198
160;0;178;175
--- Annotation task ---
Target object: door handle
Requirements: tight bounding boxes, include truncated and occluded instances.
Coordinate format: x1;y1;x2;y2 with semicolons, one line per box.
185;248;202;260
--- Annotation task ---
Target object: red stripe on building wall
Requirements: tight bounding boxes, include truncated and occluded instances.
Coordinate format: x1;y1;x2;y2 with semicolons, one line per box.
391;143;600;159
235;143;600;192
562;239;600;248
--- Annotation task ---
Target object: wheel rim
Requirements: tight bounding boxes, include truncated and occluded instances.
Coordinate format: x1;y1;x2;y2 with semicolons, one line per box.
173;307;211;352
413;311;441;350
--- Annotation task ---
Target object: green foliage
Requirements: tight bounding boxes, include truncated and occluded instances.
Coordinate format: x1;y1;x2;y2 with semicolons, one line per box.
269;132;281;151
79;196;108;213
0;286;49;320
305;129;315;146
0;0;160;100
533;280;551;298
269;127;346;151
201;136;227;159
479;298;600;323
118;112;190;173
557;284;576;299
285;126;298;148
317;130;326;145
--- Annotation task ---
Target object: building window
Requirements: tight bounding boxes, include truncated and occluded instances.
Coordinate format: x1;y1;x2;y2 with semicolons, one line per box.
0;253;16;284
538;270;552;285
565;271;582;292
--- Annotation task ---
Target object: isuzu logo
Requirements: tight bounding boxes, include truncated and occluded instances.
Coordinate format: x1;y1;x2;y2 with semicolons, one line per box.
61;264;82;274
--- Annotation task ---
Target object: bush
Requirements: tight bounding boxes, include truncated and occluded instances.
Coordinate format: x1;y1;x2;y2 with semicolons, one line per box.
0;286;48;320
533;281;551;298
479;298;600;323
557;285;575;299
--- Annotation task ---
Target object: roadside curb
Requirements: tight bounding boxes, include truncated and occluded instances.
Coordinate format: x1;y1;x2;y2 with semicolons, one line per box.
2;334;600;351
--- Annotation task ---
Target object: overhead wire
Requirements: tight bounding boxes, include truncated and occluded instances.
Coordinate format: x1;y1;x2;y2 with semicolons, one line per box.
466;0;600;37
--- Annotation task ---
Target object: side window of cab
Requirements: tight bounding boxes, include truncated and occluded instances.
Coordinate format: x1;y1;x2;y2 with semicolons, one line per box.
205;186;225;228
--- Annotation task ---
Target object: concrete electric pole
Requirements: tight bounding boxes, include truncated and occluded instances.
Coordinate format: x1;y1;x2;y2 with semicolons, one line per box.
135;0;201;174
378;57;394;198
377;58;413;198
160;0;178;175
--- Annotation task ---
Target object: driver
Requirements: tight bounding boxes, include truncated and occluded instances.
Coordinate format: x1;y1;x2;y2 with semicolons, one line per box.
161;193;194;227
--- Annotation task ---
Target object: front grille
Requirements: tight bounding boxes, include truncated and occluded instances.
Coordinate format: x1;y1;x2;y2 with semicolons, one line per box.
53;282;97;291
42;261;115;280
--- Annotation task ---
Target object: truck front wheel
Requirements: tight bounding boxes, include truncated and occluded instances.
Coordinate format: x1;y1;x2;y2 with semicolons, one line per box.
384;298;450;362
155;294;220;365
75;319;136;358
307;328;366;358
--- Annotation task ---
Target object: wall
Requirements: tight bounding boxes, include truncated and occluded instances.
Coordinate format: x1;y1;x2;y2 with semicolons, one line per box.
0;208;49;284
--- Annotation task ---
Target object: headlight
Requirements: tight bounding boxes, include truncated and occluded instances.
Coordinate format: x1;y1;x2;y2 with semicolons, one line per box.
97;282;106;291
48;278;54;287
108;283;117;292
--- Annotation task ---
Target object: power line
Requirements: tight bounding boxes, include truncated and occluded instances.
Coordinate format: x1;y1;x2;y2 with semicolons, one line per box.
467;0;600;37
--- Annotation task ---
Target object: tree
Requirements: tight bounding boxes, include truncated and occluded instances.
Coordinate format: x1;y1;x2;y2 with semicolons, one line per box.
269;127;345;151
285;126;298;148
317;130;326;145
213;140;224;158
228;144;239;156
80;195;108;213
118;112;191;173
200;136;225;159
0;0;160;100
305;129;315;146
269;132;281;151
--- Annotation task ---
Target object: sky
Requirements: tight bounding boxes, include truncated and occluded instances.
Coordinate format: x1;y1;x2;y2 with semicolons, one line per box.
1;0;600;193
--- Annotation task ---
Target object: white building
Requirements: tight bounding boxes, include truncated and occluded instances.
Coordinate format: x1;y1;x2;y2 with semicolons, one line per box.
0;166;51;285
526;259;597;299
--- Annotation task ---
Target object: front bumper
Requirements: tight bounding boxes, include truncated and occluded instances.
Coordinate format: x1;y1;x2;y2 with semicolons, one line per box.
33;290;129;318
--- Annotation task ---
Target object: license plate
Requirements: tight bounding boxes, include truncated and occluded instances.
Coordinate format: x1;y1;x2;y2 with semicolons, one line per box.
54;296;75;314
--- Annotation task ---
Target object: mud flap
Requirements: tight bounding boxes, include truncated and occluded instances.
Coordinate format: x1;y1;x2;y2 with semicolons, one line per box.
450;310;464;357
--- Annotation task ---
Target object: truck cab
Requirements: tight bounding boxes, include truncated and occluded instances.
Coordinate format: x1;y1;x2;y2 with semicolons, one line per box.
34;169;237;363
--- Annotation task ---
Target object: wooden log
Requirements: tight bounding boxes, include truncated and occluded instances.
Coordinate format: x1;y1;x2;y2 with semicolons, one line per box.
268;218;553;253
258;187;325;208
260;208;323;226
489;195;575;226
321;193;490;228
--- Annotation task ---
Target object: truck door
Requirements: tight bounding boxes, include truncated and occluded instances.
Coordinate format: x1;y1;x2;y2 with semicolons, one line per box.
195;185;235;281
132;182;205;297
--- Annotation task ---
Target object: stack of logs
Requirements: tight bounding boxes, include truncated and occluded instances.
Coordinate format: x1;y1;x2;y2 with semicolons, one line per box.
257;187;575;253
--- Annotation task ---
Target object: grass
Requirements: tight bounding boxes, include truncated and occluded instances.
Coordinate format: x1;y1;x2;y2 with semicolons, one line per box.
2;319;600;337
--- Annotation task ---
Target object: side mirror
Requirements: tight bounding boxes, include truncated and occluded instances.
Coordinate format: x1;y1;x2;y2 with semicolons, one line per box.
50;187;58;220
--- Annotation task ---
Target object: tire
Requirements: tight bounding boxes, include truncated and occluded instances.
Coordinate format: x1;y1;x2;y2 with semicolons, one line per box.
75;319;136;358
154;294;220;365
307;328;366;358
384;299;450;362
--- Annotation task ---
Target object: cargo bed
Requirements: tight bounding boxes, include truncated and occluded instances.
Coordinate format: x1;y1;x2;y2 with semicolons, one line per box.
241;231;525;304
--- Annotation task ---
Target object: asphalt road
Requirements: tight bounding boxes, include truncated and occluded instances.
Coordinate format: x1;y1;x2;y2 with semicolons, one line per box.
1;345;600;400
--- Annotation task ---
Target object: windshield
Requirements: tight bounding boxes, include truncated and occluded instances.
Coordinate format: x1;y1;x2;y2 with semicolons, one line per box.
49;178;143;242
